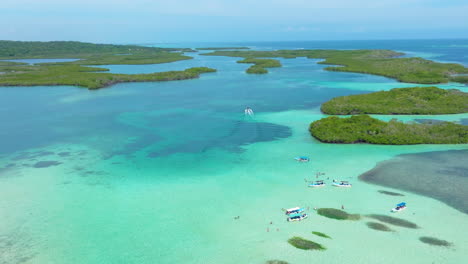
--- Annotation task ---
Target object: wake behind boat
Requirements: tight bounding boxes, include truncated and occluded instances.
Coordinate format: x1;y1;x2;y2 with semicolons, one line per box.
244;107;254;116
391;202;407;213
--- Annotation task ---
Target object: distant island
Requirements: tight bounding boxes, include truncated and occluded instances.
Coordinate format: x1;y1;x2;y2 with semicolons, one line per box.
0;41;215;89
321;87;468;115
238;58;282;74
202;49;468;84
309;115;468;145
196;47;250;50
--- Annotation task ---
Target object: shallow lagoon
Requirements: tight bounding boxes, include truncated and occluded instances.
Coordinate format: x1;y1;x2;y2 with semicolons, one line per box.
0;40;467;264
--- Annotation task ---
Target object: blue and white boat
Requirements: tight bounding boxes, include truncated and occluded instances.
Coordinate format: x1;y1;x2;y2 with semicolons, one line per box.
285;207;305;215
391;202;407;213
294;156;310;162
308;180;325;187
332;180;352;188
287;213;309;222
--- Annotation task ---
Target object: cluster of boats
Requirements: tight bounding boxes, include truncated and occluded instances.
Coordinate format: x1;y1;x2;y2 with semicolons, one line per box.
285;207;308;222
308;180;352;188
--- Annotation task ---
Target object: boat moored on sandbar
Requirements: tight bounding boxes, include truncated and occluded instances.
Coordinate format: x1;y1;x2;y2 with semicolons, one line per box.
332;180;352;188
391;202;407;213
308;180;325;187
294;156;310;162
287;213;309;222
285;207;305;215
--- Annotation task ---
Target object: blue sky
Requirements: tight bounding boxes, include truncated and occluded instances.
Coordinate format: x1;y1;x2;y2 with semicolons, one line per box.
1;0;467;43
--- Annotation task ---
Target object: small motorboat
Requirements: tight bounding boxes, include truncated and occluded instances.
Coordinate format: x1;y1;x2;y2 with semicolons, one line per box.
244;107;254;116
287;213;309;222
294;156;310;162
391;202;407;213
285;207;305;215
332;180;352;188
308;180;325;187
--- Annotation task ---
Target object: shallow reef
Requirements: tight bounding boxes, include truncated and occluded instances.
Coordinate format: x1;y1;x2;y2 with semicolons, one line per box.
317;208;360;220
33;160;62;168
287;237;326;250
366;222;393;232
419;236;452;247
361;150;468;214
265;260;289;264
366;214;419;229
312;231;331;238
378;190;405;196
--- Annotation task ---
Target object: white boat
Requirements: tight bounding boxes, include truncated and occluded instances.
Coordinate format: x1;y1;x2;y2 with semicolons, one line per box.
294;156;310;162
391;202;407;213
285;207;305;215
287;213;308;222
308;180;325;187
244;107;254;116
332;181;352;188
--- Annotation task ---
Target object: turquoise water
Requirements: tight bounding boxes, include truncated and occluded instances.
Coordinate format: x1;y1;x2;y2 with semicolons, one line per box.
0;40;467;264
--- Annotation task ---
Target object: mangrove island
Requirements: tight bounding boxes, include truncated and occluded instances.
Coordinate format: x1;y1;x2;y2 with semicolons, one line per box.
0;41;216;89
321;86;468;115
202;49;468;84
309;115;468;144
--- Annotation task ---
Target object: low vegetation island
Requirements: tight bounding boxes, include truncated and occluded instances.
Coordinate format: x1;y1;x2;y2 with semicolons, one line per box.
321;87;468;115
310;115;468;145
0;41;216;89
203;49;468;84
238;58;282;74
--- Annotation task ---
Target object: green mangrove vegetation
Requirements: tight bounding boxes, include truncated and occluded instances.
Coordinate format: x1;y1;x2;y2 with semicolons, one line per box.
366;215;419;229
0;40;193;59
316;208;360;220
287;237;326;251
237;58;282;74
378;190;405;196
450;75;468;84
202;49;468;83
309;115;468;145
321;87;468;115
0;66;216;89
366;222;393;232
312;231;331;239
419;236;452;247
0;41;219;89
